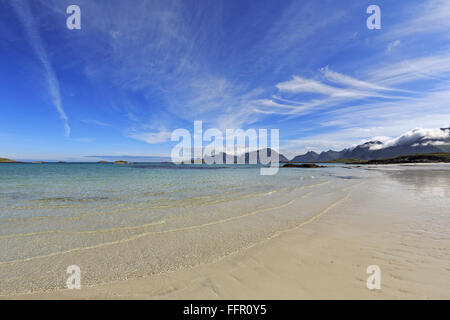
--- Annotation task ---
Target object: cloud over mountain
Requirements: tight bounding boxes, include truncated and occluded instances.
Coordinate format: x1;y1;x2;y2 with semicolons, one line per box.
366;127;450;150
291;127;450;162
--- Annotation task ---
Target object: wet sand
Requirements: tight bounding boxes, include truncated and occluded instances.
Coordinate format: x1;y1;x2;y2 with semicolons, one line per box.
9;164;450;299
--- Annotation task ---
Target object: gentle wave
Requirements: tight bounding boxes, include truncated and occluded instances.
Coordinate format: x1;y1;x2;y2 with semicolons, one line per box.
0;184;306;223
0;190;316;265
0;219;167;240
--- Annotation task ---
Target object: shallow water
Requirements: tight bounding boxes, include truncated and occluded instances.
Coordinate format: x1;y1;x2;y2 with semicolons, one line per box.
0;162;373;294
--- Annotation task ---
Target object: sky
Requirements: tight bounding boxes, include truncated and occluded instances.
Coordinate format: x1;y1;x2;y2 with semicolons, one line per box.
1;0;450;161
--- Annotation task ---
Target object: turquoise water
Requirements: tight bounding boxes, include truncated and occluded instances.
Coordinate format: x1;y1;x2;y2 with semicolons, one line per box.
0;162;349;221
0;162;366;294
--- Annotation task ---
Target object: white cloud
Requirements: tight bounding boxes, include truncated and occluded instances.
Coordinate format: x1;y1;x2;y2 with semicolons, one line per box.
321;66;404;92
369;127;450;150
257;66;414;118
130;130;172;144
386;40;401;53
368;53;450;85
12;0;70;136
281;126;450;157
277;76;349;96
387;0;450;39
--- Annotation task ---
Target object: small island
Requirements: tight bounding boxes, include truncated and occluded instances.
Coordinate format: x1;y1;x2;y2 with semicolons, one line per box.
0;157;23;163
114;160;129;164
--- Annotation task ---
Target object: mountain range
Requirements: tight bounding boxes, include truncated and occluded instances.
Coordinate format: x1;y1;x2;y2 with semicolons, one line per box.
84;127;450;164
192;127;450;163
214;127;450;163
290;127;450;162
197;148;289;164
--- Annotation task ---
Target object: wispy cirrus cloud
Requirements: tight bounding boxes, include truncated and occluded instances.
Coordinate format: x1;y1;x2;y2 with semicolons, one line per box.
386;0;450;39
260;0;450;155
276;69;409;98
253;65;413;118
386;40;401;53
368;53;450;85
321;66;407;93
129;130;172;144
11;0;70;136
279;83;450;155
276;76;346;96
36;0;354;136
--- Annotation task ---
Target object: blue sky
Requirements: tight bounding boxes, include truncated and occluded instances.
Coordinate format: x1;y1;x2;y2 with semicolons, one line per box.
1;0;450;160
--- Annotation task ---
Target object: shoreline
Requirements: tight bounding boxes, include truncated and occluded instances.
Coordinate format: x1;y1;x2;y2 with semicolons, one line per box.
7;166;450;299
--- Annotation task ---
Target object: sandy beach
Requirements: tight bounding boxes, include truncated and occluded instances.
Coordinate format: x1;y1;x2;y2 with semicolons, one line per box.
6;164;449;300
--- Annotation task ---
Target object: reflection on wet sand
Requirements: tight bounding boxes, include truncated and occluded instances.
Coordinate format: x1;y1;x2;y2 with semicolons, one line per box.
381;164;450;198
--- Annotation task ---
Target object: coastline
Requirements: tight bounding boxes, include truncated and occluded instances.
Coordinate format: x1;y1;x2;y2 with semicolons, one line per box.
7;165;450;299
